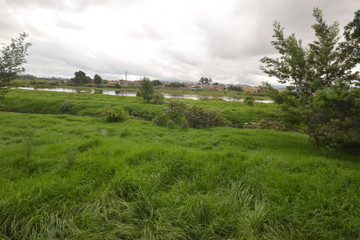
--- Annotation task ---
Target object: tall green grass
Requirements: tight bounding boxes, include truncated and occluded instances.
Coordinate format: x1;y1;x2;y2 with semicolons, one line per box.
0;111;359;239
1;89;280;126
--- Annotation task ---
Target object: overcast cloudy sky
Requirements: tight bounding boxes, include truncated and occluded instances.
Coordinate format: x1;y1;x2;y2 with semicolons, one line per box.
0;0;358;85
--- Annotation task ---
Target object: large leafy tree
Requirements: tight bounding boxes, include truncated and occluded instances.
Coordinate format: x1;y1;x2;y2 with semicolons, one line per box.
93;74;102;84
70;70;92;85
199;77;212;85
260;8;359;149
0;33;32;96
139;77;154;102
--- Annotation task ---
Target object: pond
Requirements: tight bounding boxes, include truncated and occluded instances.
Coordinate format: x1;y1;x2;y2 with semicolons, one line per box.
15;87;273;103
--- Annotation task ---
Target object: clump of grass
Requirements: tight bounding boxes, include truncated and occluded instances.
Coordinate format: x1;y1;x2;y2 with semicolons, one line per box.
103;106;129;122
60;101;73;113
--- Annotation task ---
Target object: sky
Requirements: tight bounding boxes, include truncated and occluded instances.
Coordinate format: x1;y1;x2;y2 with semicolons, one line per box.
0;0;359;85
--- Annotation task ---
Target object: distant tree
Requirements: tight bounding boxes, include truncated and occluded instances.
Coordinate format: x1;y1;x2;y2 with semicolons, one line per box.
93;74;102;84
260;8;360;150
139;77;154;102
199;77;212;85
0;33;31;96
151;79;162;87
70;70;92;85
228;85;244;92
168;82;185;88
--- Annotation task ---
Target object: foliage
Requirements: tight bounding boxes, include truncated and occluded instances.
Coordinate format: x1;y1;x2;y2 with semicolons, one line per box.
103;105;129;122
70;70;92;85
228;85;244;92
155;101;225;129
186;105;225;128
151;79;162;87
0;33;31;96
167;82;185;88
154;101;189;128
244;96;255;106
260;8;360;149
60;101;73;113
139;77;154;102
153;93;165;104
93;74;102;84
199;77;212;85
244;119;286;131
307;86;360;150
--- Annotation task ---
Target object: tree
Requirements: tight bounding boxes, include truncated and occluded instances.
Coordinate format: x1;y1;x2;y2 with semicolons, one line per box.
199;77;212;85
139;77;154;102
260;8;359;150
151;79;162;87
93;74;102;84
228;85;244;92
0;33;31;96
168;82;185;88
70;70;92;85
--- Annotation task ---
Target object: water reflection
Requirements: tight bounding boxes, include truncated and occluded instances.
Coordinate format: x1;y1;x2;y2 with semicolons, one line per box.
15;87;273;103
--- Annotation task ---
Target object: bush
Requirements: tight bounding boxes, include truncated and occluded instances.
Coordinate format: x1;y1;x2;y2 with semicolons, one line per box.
60;102;73;113
154;93;165;104
186;106;225;129
244;96;254;106
243;119;285;131
154;101;188;128
155;102;225;129
103;106;129;122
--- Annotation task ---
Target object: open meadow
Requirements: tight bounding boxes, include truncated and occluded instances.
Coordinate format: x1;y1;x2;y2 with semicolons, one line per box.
1;89;280;126
0;90;359;239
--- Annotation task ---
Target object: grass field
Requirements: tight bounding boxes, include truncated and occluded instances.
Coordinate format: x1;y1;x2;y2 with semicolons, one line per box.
1;109;359;239
1;89;280;126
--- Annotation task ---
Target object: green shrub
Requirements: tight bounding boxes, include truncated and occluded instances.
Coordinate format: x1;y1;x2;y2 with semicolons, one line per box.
244;119;285;131
154;93;165;104
154;101;189;128
186;106;225;129
103;106;129;122
155;101;225;129
244;96;254;106
60;102;73;113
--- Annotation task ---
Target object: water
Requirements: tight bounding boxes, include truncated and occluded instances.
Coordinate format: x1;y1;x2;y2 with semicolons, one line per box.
15;87;273;103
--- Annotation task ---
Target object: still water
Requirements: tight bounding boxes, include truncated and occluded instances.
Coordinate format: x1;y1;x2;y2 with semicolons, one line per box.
16;87;273;103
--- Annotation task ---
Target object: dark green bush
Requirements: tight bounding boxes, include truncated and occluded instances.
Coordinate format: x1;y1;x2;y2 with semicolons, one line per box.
60;102;73;113
244;119;285;131
154;101;188;128
244;96;254;106
154;93;165;104
186;106;225;129
103;106;129;122
155;102;225;129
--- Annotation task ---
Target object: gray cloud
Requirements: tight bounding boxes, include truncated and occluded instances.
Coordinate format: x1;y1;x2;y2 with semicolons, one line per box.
1;0;358;85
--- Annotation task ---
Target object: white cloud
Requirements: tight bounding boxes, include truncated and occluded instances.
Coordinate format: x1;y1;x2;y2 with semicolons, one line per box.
0;0;358;85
